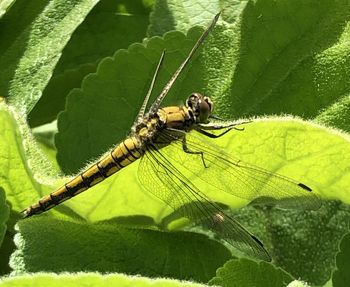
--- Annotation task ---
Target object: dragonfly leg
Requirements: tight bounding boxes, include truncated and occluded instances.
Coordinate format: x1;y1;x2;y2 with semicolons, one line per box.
195;127;233;138
198;120;252;131
195;119;252;137
165;127;209;168
182;136;208;168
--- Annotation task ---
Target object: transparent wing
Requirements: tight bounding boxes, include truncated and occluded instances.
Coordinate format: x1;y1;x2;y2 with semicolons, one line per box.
138;143;271;261
155;129;321;210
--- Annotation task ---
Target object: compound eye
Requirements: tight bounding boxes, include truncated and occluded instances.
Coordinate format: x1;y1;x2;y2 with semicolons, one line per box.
186;93;213;123
203;96;214;113
198;100;211;123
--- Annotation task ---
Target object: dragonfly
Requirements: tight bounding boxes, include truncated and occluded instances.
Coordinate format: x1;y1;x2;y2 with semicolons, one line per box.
23;12;319;261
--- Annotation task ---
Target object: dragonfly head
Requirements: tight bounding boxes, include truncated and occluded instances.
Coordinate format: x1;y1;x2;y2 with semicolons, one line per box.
186;93;213;123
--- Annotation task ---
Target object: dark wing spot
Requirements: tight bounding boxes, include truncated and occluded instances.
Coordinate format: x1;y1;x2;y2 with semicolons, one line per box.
298;183;312;192
251;234;264;248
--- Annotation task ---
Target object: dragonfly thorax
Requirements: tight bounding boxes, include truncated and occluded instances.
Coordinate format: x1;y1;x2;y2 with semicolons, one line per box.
186;93;213;123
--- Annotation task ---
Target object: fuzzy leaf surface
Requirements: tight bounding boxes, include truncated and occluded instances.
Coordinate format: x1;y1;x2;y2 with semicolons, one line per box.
0;0;100;114
0;272;206;287
11;217;231;283
209;258;293;287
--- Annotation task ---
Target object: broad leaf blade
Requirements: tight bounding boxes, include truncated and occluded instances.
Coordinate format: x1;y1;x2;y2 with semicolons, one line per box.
11;217;231;283
0;0;15;19
209;258;293;287
0;0;100;114
0;104;53;213
233;201;350;285
0;272;206;287
28;0;152;127
53;118;350;224
0;187;9;247
332;228;350;287
149;0;350;132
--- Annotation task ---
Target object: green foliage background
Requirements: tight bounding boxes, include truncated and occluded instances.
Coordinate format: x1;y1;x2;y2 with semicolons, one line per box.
1;0;350;286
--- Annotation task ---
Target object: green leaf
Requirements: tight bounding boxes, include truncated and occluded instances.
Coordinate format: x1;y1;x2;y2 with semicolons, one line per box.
208;258;293;287
0;0;100;114
332;228;350;287
0;272;207;287
316;95;350;132
32;121;61;173
55;117;350;223
28;64;96;127
2;0;350;283
55;0;152;73
0;0;15;19
0;187;9;246
0;210;18;275
0;103;54;214
149;0;248;36
228;0;350;120
11;217;231;283
233;201;350;286
28;0;152;127
55;0;350;187
149;0;350;131
269;202;350;285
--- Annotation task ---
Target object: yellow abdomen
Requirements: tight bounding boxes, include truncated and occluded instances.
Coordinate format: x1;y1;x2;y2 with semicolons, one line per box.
24;136;142;217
